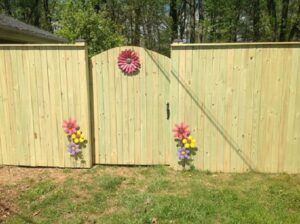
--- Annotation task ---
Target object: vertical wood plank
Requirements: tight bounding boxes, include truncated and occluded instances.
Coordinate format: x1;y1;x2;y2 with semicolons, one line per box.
243;47;255;172
14;48;26;165
108;48;118;164
0;49;7;164
285;47;299;173
121;49;129;164
23;48;39;166
152;50;159;164
196;47;205;170
114;47;124;164
251;47;262;171
59;48;70;167
127;47;135;164
236;47;247;172
96;54;106;164
224;48;234;172
77;47;92;168
134;48;141;164
140;48;147;164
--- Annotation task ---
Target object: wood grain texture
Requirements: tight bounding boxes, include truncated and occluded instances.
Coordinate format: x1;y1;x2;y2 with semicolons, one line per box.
91;46;171;165
1;43;300;173
0;44;92;168
170;44;300;173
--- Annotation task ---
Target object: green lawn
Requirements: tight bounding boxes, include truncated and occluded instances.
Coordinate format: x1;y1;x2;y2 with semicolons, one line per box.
1;166;300;224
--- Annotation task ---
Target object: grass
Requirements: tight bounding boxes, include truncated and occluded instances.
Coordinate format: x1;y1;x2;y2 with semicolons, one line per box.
2;166;300;224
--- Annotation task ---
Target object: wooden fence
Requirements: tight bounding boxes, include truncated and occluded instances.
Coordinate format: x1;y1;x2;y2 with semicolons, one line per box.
170;43;300;173
0;42;299;173
91;47;171;165
0;43;92;168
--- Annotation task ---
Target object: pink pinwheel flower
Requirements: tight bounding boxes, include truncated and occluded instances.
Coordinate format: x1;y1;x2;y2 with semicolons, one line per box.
118;49;140;74
67;142;81;156
62;118;79;135
172;122;190;139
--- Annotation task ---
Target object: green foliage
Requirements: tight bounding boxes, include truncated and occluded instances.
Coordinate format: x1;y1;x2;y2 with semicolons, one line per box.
54;0;125;56
1;0;300;55
0;0;56;31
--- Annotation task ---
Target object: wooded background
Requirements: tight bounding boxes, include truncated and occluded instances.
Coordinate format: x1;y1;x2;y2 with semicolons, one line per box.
1;0;300;56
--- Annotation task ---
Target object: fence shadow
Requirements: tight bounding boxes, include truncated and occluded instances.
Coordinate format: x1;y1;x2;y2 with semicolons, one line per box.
145;49;256;171
88;59;96;165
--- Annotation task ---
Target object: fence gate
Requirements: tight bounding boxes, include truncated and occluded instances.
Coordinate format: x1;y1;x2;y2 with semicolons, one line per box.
91;46;171;165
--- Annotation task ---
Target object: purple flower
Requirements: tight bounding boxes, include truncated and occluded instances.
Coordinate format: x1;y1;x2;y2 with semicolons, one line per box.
67;142;81;156
177;147;189;160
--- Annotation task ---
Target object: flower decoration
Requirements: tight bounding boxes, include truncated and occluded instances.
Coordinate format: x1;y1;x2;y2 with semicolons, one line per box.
67;142;81;156
71;130;85;144
173;122;198;169
62;118;87;160
177;147;190;160
62;118;79;135
172;122;190;139
117;49;140;74
182;135;196;148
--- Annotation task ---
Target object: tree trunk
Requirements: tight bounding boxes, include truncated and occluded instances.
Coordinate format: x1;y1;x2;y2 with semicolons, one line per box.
190;0;196;43
198;0;204;42
267;0;278;41
253;0;260;41
32;0;41;28
1;0;12;15
43;0;53;32
133;6;141;45
170;0;178;41
288;2;300;40
279;0;290;41
231;1;241;42
179;0;187;40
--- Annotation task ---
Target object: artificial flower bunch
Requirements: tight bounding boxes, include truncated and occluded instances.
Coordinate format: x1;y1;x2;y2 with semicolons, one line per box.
62;118;87;157
172;122;198;169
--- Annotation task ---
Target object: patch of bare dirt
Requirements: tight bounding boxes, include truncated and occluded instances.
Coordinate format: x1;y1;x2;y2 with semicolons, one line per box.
0;187;18;221
0;173;32;221
0;165;159;221
0;166;95;185
0;166;86;221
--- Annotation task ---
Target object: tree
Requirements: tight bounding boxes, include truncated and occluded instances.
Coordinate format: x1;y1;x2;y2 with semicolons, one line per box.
54;0;125;56
1;0;300;55
0;0;57;32
170;0;178;41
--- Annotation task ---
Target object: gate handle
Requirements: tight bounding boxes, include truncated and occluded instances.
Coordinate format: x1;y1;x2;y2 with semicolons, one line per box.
166;102;170;120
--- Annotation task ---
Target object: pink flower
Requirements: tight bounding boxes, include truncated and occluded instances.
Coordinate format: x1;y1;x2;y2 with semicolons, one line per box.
118;49;140;74
62;118;79;135
172;122;190;139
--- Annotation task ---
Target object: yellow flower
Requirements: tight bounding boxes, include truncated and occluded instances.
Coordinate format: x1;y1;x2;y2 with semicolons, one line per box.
182;135;196;148
71;130;85;144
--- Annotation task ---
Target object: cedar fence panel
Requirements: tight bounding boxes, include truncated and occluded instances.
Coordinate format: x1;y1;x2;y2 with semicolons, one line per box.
0;43;92;168
170;43;300;173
